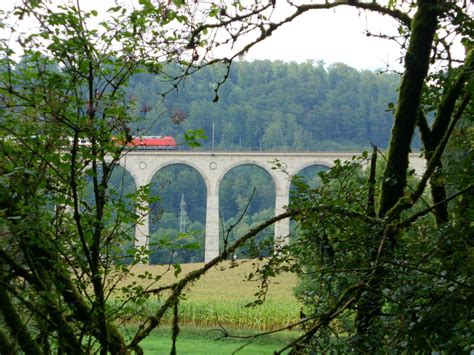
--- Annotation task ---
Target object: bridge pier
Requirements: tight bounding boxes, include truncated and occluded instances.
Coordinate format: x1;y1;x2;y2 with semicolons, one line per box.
274;178;291;249
135;221;149;249
135;203;149;254
205;192;220;263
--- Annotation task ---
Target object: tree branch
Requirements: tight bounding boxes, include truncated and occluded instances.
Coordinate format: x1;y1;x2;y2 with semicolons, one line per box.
387;91;472;219
197;0;411;73
397;184;473;229
366;144;378;218
0;277;42;354
276;283;362;354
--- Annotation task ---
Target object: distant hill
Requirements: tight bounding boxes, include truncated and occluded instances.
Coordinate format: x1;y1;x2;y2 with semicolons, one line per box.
127;60;402;151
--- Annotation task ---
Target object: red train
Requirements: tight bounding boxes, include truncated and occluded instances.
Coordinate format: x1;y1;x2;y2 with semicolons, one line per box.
126;136;177;150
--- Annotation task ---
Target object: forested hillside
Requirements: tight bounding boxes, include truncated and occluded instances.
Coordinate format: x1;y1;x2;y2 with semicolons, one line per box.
128;60;402;151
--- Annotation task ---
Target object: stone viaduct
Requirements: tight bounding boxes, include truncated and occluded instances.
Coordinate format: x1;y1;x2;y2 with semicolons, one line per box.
117;151;425;263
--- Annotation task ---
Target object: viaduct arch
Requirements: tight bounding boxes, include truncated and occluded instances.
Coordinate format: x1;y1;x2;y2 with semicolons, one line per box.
118;151;425;263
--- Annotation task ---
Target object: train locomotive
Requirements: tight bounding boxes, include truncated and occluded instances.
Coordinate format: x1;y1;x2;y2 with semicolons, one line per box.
126;136;177;150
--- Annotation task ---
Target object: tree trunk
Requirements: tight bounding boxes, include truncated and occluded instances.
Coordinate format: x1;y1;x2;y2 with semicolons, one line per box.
0;277;42;354
355;1;442;350
378;0;440;218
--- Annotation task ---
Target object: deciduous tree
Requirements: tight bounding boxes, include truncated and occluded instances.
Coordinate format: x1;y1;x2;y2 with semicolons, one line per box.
0;1;210;353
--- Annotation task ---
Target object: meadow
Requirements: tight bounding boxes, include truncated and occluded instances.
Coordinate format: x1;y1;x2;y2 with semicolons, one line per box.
132;325;298;354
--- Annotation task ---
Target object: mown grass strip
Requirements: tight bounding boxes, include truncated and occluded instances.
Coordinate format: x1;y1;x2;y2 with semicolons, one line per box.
122;325;299;354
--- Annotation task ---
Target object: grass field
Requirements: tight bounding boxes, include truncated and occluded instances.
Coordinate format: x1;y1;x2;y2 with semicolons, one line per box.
135;326;295;354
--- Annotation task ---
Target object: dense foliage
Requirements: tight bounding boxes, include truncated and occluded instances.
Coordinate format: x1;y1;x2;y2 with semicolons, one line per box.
0;1;211;353
288;149;473;352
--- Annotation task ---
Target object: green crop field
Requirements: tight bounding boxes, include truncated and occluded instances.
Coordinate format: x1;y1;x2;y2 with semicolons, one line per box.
117;260;301;330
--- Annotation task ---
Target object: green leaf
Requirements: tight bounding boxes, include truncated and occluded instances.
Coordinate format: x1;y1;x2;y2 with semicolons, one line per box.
182;242;200;250
184;129;208;148
173;263;182;277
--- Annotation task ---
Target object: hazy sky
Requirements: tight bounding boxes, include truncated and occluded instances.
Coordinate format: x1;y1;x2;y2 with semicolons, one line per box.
243;6;403;70
1;0;405;70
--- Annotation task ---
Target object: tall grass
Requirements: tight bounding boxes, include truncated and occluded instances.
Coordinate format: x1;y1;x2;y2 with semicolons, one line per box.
137;298;300;330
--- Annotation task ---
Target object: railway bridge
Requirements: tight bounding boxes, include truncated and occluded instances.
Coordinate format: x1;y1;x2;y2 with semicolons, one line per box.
118;151;425;263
